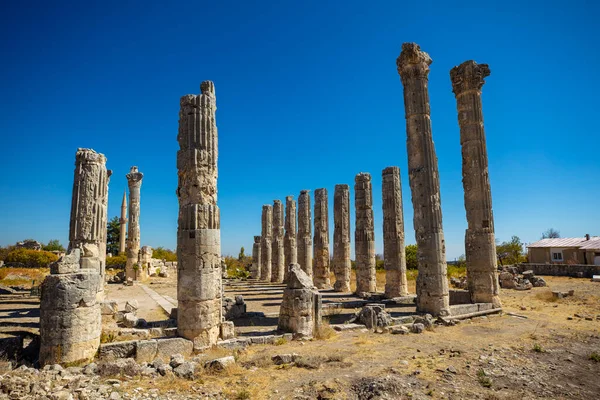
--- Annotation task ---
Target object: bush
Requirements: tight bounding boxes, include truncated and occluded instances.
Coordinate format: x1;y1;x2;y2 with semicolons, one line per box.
5;248;59;268
223;255;251;279
106;254;127;269
152;247;177;262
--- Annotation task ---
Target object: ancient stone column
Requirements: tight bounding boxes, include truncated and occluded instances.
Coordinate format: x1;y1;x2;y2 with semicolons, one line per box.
251;235;262;279
382;167;408;298
39;148;110;366
278;264;321;339
297;190;313;279
176;81;222;347
260;205;273;281
313;188;331;289
119;191;127;254
333;184;351;292
271;200;285;283
125;166;143;281
284;195;297;282
450;60;501;307
397;43;450;316
354;173;376;294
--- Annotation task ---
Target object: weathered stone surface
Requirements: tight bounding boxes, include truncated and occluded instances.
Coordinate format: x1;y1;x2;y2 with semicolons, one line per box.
313;188;331;289
251;235;262;280
260;205;273;281
204;356;235;371
122;313;138;328
125;166;144;281
272;353;300;365
284;196;298;282
98;341;136;360
39;148;109;366
135;340;157;363
297;190;313;279
173;361;196;379
333;184;351;292
170;354;185;368
390;325;410;335
100;300;118;316
278;264;321;338
119;191;127;254
176;81;222;348
356;305;392;329
97;358;141;376
451;60;501;308
397;43;450;316
411;323;425;334
355;173;376;294
220;321;235;340
271;200;285;283
125;300;139;314
156;337;193;360
382;167;408;298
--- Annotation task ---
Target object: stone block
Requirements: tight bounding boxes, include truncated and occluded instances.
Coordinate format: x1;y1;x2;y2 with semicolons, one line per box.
204;356;235;371
156;338;193;360
135;340;157;363
122;313;138;328
98;340;136;360
220;321;235;340
100;301;118;315
125;300;139;313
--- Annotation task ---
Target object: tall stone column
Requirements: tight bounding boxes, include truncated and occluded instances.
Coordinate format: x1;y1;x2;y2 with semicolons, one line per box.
382;167;408;298
313;188;331;289
397;43;450;316
125;166;143;281
271;200;285;283
119;191;127;254
176;81;222;348
297;190;313;279
333;184;351;292
451;60;501;307
260;205;273;281
284;195;297;282
354;173;376;294
40;148;110;366
251;235;262;280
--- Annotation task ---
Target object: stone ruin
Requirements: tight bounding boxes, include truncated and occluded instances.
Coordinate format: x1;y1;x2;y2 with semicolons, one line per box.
125;166;144;281
278;264;321;339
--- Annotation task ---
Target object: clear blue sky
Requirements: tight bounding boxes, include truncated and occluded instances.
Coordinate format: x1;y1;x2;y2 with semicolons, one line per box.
1;1;598;259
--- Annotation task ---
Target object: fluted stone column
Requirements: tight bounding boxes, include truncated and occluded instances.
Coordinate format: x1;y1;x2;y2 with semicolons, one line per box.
40;148;110;366
284;195;297;282
313;188;331;289
260;205;273;281
451;60;501;307
397;43;450;316
125;166;143;281
333;184;351;292
251;236;262;280
354;173;376;294
119;191;127;254
177;81;222;347
297;190;313;279
382;167;408;298
272;200;285;283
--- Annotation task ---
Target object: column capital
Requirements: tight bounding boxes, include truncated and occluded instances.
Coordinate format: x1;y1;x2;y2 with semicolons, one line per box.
450;60;490;96
126;166;143;187
396;43;432;83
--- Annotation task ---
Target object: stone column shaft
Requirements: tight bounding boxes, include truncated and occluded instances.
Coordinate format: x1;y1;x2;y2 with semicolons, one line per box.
382;166;408;298
119;191;127;254
251;235;262;280
284;196;297;282
297;190;313;279
177;81;222;348
333;184;351;292
397;42;450;316
260;205;273;281
272;200;285;283
125;166;143;280
451;60;500;307
354;173;376;294
313;188;331;289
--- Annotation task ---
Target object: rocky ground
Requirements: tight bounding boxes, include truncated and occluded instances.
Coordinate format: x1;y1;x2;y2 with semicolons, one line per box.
1;273;599;399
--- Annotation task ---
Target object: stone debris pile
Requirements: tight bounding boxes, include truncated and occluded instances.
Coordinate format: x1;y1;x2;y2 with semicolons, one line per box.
498;268;547;290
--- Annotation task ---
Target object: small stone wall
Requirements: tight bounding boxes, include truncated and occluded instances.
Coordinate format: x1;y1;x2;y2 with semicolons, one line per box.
516;263;600;278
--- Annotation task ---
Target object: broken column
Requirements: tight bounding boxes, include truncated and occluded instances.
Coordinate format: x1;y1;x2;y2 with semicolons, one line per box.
125;166;144;281
382;166;408;298
333;184;351;292
260;205;273;281
119;191;127;254
39;148;110;366
278;264;321;339
271;200;285;283
297;190;313;279
176;81;222;347
354;173;376;294
284;195;297;282
450;60;501;307
397;42;450;316
313;188;331;289
251;236;262;280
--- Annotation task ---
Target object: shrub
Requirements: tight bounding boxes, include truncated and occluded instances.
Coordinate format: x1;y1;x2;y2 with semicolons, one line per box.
589;352;600;362
152;247;177;262
5;248;58;268
106;254;127;269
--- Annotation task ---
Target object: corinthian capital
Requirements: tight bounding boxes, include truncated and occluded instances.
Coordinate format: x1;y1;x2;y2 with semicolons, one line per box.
450;60;490;96
126;166;143;187
396;42;432;83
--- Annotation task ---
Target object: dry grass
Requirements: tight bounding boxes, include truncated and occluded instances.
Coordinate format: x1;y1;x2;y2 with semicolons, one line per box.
314;321;337;340
0;267;49;287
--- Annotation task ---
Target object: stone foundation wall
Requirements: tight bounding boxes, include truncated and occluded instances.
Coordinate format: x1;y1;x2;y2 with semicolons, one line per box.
516;263;600;278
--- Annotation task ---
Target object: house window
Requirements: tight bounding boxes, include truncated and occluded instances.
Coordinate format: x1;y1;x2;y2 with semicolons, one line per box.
552;252;563;261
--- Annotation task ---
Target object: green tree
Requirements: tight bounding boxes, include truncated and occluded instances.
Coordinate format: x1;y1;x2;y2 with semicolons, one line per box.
375;253;385;270
5;248;59;268
405;244;418;269
107;216;121;255
541;228;560;239
43;239;65;252
0;245;15;261
238;246;246;261
153;247;177;262
496;236;526;265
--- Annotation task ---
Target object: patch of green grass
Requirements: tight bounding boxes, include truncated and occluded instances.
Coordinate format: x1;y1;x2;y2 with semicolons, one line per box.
532;343;545;353
477;369;492;388
235;389;251;400
590;352;600;362
274;337;287;346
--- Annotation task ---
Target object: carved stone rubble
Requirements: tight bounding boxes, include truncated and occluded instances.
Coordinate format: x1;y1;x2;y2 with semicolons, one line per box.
333;184;351;292
125;166;143;281
313;188;331;289
397;42;450;316
451;60;501;307
39;148;110;366
271;200;285;283
260;205;273;281
297;190;313;279
251;235;262;280
283;195;297;282
354;173;376;294
278;264;322;339
176;81;223;348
